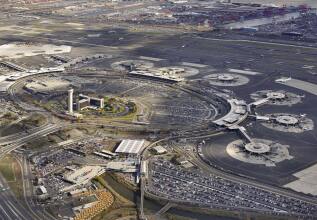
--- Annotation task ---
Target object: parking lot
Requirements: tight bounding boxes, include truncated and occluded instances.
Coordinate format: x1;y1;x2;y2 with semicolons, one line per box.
147;159;317;218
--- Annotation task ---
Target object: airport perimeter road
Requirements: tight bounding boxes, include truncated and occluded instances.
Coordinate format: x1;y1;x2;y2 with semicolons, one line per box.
0;174;38;220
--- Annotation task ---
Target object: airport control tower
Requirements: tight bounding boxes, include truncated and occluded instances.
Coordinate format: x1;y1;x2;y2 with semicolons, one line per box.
68;88;74;114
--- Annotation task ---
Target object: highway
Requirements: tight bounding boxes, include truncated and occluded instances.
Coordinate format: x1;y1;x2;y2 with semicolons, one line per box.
0;124;62;155
0;124;60;146
0;173;38;220
18;156;56;220
0;124;62;220
0;76;65;220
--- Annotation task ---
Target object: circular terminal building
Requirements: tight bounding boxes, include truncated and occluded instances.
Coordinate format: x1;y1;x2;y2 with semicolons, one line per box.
204;73;249;86
217;74;235;81
250;90;302;106
244;142;271;154
261;113;314;133
226;139;293;167
266;92;286;100
276;115;299;126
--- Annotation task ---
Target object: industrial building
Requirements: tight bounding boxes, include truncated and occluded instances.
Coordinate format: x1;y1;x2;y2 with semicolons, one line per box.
37;185;48;195
69;188;88;197
63;165;105;187
152;145;167;154
105;161;137;173
175;157;194;169
115;139;145;156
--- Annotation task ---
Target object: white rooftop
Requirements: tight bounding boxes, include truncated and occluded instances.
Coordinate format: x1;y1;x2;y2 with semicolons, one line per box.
115;139;145;155
153;145;167;154
106;162;137;173
63;165;104;185
39;185;47;194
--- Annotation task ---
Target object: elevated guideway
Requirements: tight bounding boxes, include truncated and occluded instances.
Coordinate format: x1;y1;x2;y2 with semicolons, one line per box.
235;126;252;143
155;202;174;217
0;61;28;72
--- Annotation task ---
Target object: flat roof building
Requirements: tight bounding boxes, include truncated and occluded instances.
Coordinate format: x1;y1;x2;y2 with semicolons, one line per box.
152;145;167;154
106;162;137;173
39;185;48;195
115;139;145;156
63;165;105;185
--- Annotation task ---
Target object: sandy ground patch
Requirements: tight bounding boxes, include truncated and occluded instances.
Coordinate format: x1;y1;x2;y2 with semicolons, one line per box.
284;163;317;195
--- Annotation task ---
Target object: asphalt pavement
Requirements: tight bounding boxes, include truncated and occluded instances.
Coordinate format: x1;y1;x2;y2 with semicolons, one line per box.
0;174;37;220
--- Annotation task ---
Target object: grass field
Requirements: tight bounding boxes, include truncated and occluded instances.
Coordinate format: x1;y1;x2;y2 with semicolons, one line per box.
0;156;17;182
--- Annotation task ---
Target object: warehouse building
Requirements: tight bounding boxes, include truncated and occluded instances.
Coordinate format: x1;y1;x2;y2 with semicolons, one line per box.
115;139;145;157
152;145;167;154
